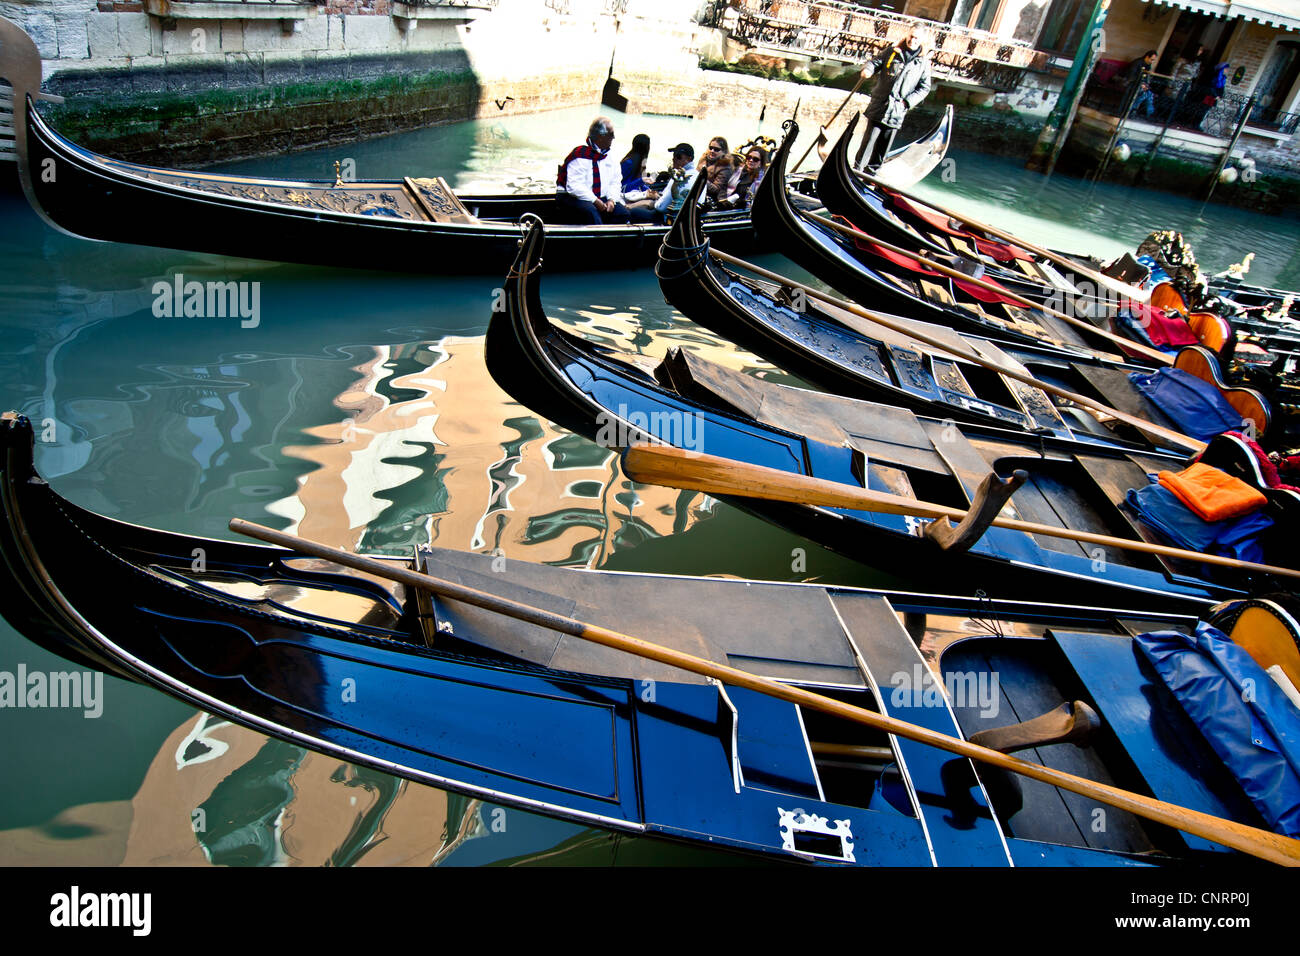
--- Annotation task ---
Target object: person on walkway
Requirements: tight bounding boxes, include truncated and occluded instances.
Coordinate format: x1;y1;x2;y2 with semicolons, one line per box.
1197;61;1231;132
1171;45;1205;126
557;116;633;224
1121;50;1158;119
853;26;933;173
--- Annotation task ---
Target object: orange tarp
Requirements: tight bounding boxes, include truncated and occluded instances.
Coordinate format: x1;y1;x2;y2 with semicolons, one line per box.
1157;462;1267;522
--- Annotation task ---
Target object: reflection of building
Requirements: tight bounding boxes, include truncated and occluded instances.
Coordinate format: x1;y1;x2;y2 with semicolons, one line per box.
0;714;488;865
270;324;738;565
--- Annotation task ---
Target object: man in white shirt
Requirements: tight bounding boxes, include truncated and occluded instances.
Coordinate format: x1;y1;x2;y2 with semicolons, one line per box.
556;116;633;224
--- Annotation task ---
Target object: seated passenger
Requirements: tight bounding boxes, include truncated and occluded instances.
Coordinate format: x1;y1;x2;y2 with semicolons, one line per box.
699;136;734;203
621;132;661;214
621;133;653;193
714;146;767;210
654;143;699;224
557;116;634;225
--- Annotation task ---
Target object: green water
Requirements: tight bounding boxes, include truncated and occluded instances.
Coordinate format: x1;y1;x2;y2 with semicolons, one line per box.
0;102;1297;867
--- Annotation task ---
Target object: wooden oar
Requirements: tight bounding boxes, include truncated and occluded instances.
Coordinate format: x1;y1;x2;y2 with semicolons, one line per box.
623;444;1300;581
810;212;1175;367
228;517;1300;866
710;247;1207;454
791;76;865;174
855;168;1150;305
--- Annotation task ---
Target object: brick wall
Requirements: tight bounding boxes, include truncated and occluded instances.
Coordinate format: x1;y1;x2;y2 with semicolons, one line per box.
1227;21;1278;95
321;0;392;15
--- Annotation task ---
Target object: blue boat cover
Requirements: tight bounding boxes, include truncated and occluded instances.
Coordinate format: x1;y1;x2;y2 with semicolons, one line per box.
1124;480;1272;565
1136;255;1171;286
1135;623;1300;837
1128;366;1246;442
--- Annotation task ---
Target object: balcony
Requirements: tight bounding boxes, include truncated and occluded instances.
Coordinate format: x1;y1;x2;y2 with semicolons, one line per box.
392;0;499;22
701;0;1049;93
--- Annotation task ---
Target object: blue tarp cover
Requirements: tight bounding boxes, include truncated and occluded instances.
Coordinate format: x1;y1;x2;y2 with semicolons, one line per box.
1128;366;1245;442
1135;623;1300;837
1136;255;1171;286
1124;479;1272;565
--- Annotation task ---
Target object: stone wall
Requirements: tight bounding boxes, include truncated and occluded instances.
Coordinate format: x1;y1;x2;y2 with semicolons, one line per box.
3;0;623;163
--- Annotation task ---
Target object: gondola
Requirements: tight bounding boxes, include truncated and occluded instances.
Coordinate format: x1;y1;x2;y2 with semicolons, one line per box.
5;410;1299;866
656;166;1275;452
0;16;952;275
816;114;1092;292
487;214;1300;611
752;121;1155;359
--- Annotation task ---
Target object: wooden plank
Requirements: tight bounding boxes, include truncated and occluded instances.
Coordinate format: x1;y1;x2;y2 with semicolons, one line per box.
670;349;950;473
919;278;956;306
403;176;476;224
1070;455;1175;575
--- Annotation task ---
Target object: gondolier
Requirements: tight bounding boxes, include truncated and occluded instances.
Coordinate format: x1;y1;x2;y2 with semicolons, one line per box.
854;26;934;173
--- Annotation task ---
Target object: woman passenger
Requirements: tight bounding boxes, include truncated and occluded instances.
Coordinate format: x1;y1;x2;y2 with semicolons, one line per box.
700;136;734;203
715;147;767;210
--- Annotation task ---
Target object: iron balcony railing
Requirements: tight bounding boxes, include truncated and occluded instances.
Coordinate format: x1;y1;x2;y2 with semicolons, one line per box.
1082;75;1299;139
701;0;1047;92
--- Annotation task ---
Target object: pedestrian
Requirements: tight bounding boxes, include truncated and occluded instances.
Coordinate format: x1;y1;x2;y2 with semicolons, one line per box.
1121;50;1158;119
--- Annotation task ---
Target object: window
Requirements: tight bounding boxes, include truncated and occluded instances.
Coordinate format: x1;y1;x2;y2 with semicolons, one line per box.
1250;41;1300;129
1037;0;1091;57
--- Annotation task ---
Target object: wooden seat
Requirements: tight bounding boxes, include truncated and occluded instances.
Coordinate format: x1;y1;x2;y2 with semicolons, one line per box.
404;177;476;224
1209;598;1300;692
1150;281;1187;313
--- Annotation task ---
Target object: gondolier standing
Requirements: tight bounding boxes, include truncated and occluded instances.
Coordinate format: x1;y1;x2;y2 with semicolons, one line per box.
853;26;934;173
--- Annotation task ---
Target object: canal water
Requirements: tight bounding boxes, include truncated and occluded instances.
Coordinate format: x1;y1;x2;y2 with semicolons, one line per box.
0;102;1296;867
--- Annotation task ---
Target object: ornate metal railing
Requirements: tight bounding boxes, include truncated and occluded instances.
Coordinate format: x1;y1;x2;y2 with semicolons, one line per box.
1241;91;1300;137
701;0;1046;91
1081;79;1299;139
